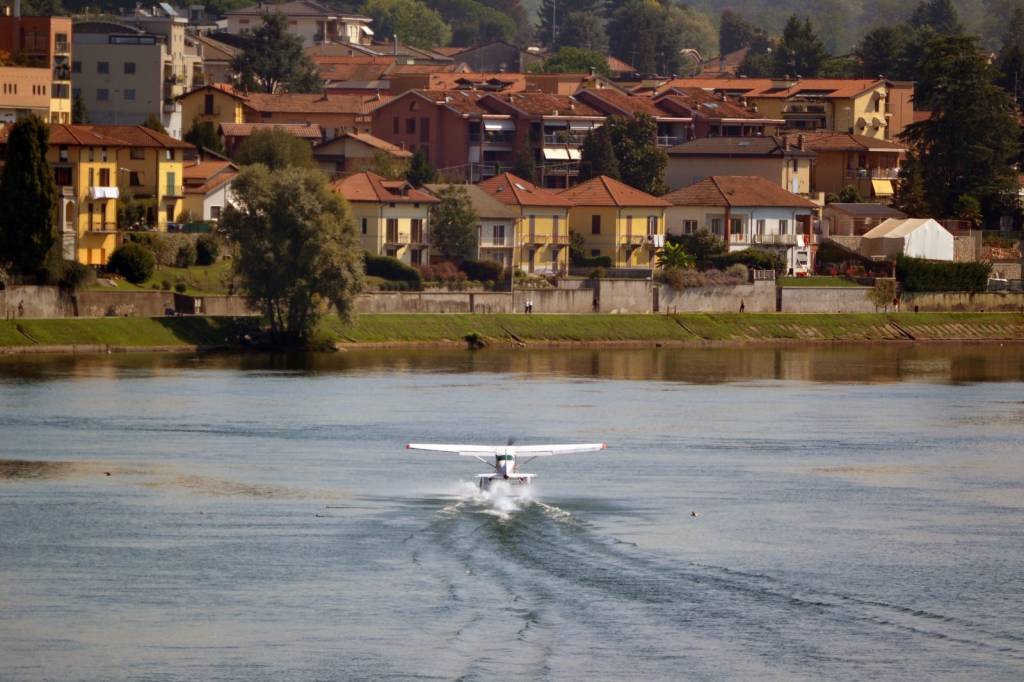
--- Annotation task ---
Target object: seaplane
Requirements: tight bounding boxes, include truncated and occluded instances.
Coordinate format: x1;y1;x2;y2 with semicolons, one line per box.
406;441;608;491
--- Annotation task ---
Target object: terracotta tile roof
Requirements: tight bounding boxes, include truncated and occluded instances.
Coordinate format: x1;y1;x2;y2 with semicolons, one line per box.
416;89;492;115
606;55;635;73
242;92;388;115
655;88;776;120
477;172;573;207
479;92;604;118
311;56;395;82
0;123;196;149
219;122;324;139
824;203;906;218
559;175;670;207
431;46;469;57
662;176;818;208
575;88;672;118
332;171;439;203
424;72;528;92
176;82;248;102
696;47;749;77
653;78;886;100
338;131;412;155
667;136;814;157
423;183;520;219
386;63;462;75
183;158;236;181
782;131;905;152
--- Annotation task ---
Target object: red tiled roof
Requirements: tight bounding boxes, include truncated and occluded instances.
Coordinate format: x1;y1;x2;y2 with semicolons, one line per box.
559;175;670;207
219;122;323;139
338;131;412;155
424;72;529;92
653;78;886;99
783;131;905;152
242;92;388;115
183;158;236;181
1;123;194;149
431;46;469;57
176;82;248;102
575;88;671;118
478;172;573;207
415;89;492;115
606;55;635;73
332;171;439;203
655;87;775;120
480;92;604;118
662;176;818;208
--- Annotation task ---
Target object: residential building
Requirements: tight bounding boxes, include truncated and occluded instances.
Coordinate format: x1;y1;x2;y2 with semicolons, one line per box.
823;203;907;237
651;78;915;141
559;175;669;269
332;171;438;265
313;131;411;178
666;136;814;195
191;33;238;85
424;183;520;269
224;1;373;48
0;123;192;265
443;41;542;73
177;85;386;140
0;13;72;124
650;88;784;138
477;172;572;274
783;132;905;199
72;14;202;137
662;175;819;274
860;218;954;261
183;152;237;223
218;122;323;156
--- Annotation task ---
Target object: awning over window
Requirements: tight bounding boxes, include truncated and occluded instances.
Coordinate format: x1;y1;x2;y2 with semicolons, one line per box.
88;186;120;200
359;25;374;35
569;121;595;130
567;148;581;160
483;119;514;131
543;147;570;160
871;179;894;197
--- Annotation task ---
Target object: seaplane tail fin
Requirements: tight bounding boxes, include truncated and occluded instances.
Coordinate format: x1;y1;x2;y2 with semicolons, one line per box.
511;443;607;456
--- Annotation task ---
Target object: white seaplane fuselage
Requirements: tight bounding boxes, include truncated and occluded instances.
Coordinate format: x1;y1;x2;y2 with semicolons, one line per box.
405;442;607;491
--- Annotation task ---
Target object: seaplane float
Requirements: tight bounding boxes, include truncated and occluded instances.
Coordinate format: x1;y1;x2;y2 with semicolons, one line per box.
406;441;608;490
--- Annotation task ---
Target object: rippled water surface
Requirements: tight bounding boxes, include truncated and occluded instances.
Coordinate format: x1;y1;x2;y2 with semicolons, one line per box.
1;345;1023;680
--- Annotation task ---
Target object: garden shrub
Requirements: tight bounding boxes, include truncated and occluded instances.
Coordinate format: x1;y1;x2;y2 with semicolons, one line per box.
195;235;219;265
896;256;991;292
174;242;197;268
364;252;422;289
709;249;784;273
460;259;503;282
573;254;613;268
60;260;92;290
107;243;155;284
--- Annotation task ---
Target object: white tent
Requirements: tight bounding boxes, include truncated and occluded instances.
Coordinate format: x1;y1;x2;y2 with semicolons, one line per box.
860;218;955;261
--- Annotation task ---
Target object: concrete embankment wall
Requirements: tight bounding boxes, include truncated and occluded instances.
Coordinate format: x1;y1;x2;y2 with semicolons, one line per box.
659;281;775;313
75;291;177;318
1;286;75;318
902;291;1024;313
778;287;877;313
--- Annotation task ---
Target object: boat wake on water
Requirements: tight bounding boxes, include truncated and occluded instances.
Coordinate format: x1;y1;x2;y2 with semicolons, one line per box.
437;480;573;522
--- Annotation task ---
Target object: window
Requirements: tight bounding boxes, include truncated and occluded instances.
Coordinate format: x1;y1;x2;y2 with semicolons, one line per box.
97;61;109;74
72;60;81;73
97;88;109;101
204;94;214;115
130;147;145;160
53;167;72;186
591;214;600;234
778;219;789;234
166;171;176;196
392;116;399;134
72;87;81;100
124;62;136;75
165;150;173;161
410;249;422;265
53;84;69;99
58;146;69;162
386;218;398;242
710;217;723;235
211;206;221;220
494;224;505;244
411;218;423;243
756;219;766;235
405;118;415;134
682;219;697;234
128;171;141;186
124;89;135;101
165;204;175;222
361;217;368;235
420;117;429;142
99;168;110;185
791;159;798;172
647;216;658;235
239;18;249;25
100;148;108;162
730;218;743;236
590;249;600;257
552;214;560;237
529;214;536;238
88;168;94;186
626;215;633;235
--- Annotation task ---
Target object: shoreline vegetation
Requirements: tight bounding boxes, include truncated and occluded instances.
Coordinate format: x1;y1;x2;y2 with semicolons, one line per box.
0;313;1023;354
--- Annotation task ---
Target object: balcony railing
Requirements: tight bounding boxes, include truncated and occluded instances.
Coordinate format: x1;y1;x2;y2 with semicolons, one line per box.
55;41;70;53
845;167;900;180
655;135;681;147
481;235;512;247
750;233;798;246
543;132;587;145
53;66;70;81
85;223;118;233
620;235;647;247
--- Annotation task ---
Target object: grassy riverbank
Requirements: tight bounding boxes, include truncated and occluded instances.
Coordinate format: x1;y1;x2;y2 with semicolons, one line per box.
1;313;1022;353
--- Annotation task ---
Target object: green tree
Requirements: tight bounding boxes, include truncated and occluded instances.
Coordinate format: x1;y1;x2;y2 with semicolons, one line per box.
0;115;58;275
540;47;610;76
364;150;411;179
406;148;436;187
141;113;167;134
719;9;755;55
608;0;714;76
234;128;316;170
855;26;909;79
433;0;517;46
72;91;89;124
482;0;533;46
557;13;608;54
361;0;452;49
837;185;863;203
656;241;695;269
867;278;897;311
537;0;602;47
900;34;1021;219
429;185;478;262
909;0;962;35
184;118;224;154
579;124;620;181
738;31;775;77
512;134;538;184
772;14;828;78
606;114;667;195
673;228;725;270
891;155;930;216
953;194;983;228
222;164;364;344
996;7;1024;107
234;12;322;93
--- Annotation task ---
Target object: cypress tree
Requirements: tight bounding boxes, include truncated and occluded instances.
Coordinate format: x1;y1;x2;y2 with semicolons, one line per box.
0;115;59;275
579;125;619;181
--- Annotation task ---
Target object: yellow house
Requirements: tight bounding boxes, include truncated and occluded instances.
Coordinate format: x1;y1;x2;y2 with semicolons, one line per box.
332;172;439;266
477;172;572;274
176;83;247;134
559;175;669;269
0;123;193;266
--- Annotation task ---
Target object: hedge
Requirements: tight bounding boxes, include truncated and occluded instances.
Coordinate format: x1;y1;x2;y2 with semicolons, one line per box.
364;252;423;289
709;249;784;273
896;256;991;292
460;259;503;282
572;254;613;268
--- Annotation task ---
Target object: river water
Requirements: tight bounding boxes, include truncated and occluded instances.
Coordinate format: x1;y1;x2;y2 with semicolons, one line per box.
1;345;1023;680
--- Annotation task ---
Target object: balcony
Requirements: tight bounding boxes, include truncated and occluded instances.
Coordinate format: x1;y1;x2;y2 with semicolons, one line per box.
53;66;70;81
55;41;70;54
655;135;681;147
88;186;120;200
749;233;799;246
543;132;587;146
620;235;647;248
844;167;900;180
85;223;118;234
481;234;512;247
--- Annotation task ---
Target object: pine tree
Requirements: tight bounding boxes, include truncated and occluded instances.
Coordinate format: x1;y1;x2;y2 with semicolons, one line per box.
719;9;754;55
536;0;602;47
406;148;436;187
909;0;962;35
891;156;930;216
233;11;322;93
579;125;619;181
0;115;59;275
772;15;828;78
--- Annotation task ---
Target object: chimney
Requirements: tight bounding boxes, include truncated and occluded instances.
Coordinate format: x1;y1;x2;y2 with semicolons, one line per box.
798;134;805;151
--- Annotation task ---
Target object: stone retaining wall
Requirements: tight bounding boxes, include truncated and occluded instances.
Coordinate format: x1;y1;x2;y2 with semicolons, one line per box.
778;286;877;313
902;291;1024;312
659;280;775;313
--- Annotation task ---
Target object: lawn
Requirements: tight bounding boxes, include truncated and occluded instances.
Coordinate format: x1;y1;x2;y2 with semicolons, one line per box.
778;276;863;288
0;317;258;348
89;261;236;296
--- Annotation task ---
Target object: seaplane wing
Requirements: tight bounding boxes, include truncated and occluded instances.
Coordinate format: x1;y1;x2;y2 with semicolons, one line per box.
406;443;606;456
